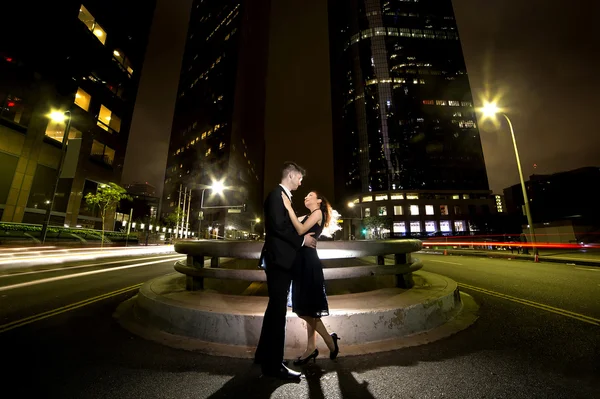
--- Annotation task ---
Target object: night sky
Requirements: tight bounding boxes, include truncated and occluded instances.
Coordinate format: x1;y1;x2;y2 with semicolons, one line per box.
123;0;599;200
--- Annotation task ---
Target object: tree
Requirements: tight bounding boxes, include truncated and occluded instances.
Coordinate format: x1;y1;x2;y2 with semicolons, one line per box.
85;183;131;247
362;215;392;239
163;206;183;228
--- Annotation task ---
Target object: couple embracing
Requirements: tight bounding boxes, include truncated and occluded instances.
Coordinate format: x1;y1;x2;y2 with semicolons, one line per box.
254;162;340;380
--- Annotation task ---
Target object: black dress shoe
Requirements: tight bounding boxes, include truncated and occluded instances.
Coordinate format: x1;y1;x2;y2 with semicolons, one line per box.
262;364;302;380
329;333;341;360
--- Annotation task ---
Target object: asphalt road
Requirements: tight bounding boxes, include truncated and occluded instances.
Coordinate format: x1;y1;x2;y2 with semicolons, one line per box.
1;252;598;398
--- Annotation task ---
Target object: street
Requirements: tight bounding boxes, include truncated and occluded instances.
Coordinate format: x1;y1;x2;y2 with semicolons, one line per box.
0;252;598;398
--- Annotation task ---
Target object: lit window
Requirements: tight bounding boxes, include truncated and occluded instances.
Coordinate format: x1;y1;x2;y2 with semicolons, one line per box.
448;100;460;106
205;148;211;156
90;139;114;165
406;193;419;200
97;105;121;133
393;222;406;233
452;194;460;199
463;194;470;199
74;87;91;111
460;101;473;107
425;205;434;215
362;196;373;202
454;220;466;232
410;221;421;233
391;194;404;200
375;194;388;201
435;100;447;106
219;142;225;149
1;94;29;126
440;205;449;215
78;5;106;45
410;205;419;215
45;122;82;143
378;206;387;216
113;50;134;76
440;220;451;232
393;205;403;215
364;208;371;217
425;221;437;233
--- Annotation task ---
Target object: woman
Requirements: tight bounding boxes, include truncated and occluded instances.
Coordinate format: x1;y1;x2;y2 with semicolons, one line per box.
281;190;340;364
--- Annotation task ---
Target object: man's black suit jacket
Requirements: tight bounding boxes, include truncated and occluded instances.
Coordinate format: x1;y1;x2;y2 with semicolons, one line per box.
261;185;303;270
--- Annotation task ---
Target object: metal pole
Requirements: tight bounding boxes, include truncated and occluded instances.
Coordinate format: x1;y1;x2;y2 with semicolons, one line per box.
41;111;71;244
176;184;182;239
200;188;206;238
125;207;133;247
503;114;538;261
185;191;191;238
180;187;187;239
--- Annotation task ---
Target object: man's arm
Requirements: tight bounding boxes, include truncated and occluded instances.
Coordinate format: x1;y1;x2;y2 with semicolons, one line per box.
265;190;304;248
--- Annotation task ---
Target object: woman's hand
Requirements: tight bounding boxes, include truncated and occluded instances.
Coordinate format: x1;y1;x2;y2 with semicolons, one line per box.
281;192;293;211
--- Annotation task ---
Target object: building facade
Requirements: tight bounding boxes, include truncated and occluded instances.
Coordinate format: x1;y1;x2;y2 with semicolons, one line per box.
0;1;155;228
329;0;490;200
162;0;269;238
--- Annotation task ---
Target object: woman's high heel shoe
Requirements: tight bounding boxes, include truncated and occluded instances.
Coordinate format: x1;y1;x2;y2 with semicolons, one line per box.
329;333;341;360
293;349;319;366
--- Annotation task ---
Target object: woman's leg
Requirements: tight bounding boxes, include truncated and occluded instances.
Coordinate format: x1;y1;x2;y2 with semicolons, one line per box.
314;318;335;351
299;316;317;358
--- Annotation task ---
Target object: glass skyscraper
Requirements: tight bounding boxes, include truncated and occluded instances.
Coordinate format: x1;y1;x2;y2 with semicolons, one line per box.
330;0;490;199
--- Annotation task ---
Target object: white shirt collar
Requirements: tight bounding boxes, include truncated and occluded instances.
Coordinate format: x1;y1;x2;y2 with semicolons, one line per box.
279;184;292;199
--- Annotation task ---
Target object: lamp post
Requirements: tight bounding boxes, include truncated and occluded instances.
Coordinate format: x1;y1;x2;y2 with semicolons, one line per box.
200;180;225;239
40;110;72;244
479;102;539;261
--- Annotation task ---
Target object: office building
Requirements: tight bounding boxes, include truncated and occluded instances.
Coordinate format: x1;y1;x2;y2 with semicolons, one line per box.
0;1;155;229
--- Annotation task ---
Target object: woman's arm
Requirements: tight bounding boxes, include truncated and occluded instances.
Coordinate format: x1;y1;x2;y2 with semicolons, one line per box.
281;193;322;235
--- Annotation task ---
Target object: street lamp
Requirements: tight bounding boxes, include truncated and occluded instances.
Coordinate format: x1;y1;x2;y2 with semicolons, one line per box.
40;109;72;244
478;101;539;261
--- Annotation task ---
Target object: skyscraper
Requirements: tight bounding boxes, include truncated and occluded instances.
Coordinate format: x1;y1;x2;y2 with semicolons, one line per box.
329;0;494;237
330;0;489;197
0;1;155;228
162;0;269;238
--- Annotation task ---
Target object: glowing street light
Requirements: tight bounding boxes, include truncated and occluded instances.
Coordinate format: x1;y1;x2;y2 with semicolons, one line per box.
478;100;539;261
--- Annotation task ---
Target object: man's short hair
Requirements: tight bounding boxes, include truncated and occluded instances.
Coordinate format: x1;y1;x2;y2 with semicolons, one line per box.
281;161;306;180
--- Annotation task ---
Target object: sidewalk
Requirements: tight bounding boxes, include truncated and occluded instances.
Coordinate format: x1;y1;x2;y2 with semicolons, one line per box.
419;248;600;267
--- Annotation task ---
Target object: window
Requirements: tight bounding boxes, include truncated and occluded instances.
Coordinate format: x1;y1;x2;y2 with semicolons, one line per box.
391;194;404;200
113;50;134;76
97;105;121;133
422;100;434;105
425;221;437;233
362;196;373;202
205;148;211;156
448;100;460;106
425;205;434;215
440;205;449;215
406;193;419;199
78;5;107;45
45;121;82;143
74;87;91;111
452;194;460;199
393;222;406;234
454;220;466;232
463;194;470;199
219;142;225;149
409;221;421;233
460;101;473;107
375;194;388;201
454;206;462;215
440;220;451;232
90;139;114;165
393;205;403;215
1;95;30;126
378;206;387;216
410;205;419;215
435;100;447;106
364;208;371;217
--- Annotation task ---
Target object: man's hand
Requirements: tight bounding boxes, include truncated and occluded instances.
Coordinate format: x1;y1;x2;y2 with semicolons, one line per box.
304;232;317;248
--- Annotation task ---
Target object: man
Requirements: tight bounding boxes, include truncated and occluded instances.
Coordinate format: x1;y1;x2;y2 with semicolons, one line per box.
255;162;317;380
